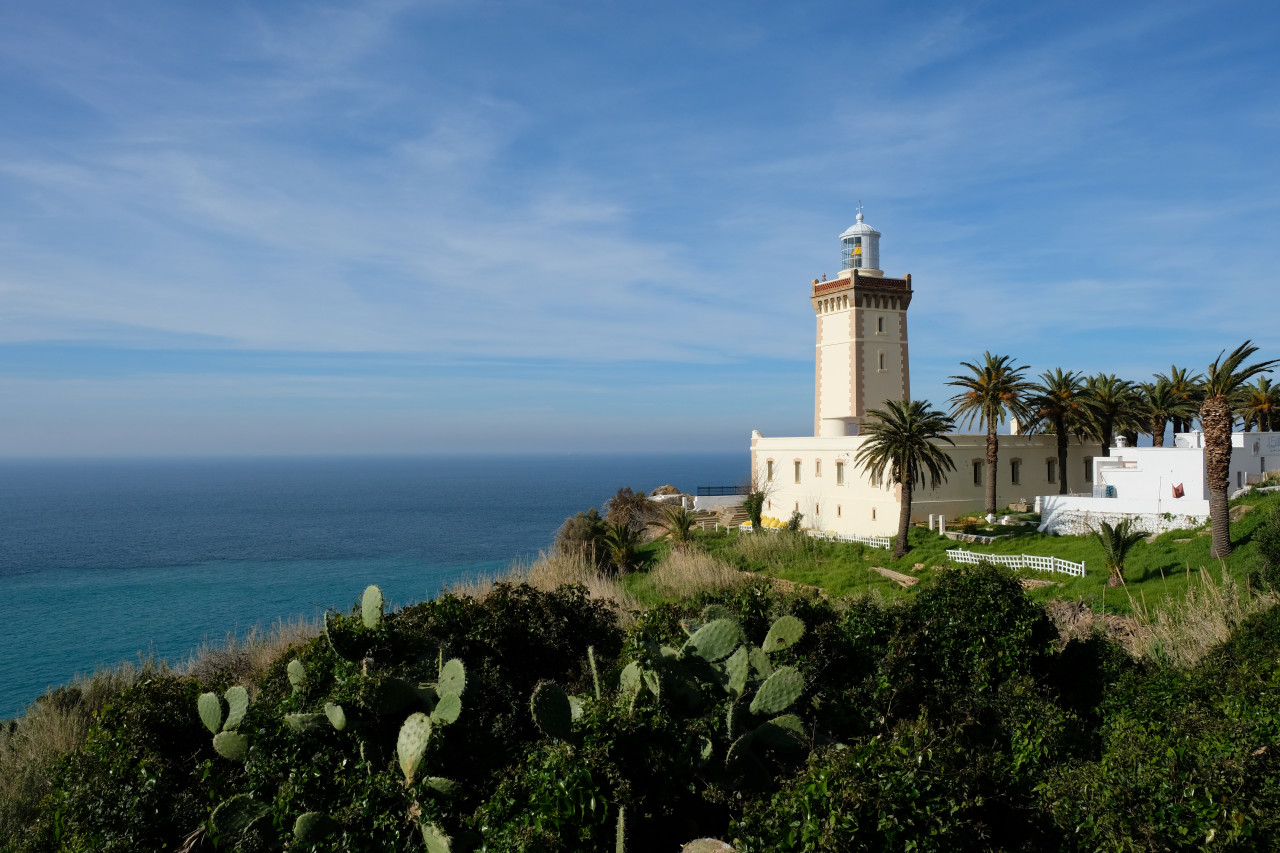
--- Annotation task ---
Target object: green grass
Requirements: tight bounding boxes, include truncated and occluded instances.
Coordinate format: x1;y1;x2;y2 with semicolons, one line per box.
697;487;1280;616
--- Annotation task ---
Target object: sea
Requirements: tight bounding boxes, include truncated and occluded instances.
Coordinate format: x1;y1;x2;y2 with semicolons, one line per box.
0;453;743;719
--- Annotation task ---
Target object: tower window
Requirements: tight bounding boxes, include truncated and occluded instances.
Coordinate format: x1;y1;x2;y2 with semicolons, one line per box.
794;460;801;484
878;352;886;371
836;461;844;485
815;459;821;477
877;316;884;334
872;508;876;520
766;460;774;481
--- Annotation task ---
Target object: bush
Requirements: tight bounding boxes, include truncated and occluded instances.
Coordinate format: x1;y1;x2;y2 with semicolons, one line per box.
554;508;609;567
1255;507;1280;584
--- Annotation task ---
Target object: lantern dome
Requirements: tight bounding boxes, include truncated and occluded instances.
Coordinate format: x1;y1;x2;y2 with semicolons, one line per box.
839;211;881;274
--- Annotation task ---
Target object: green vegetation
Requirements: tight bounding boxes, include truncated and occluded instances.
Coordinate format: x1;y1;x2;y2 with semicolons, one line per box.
5;497;1280;851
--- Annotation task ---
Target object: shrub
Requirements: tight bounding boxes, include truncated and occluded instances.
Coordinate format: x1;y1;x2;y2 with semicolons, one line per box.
603;487;655;532
555;507;609;567
1255;507;1280;583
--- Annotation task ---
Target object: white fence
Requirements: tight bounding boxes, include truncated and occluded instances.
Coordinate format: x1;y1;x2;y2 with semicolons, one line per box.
737;524;892;550
807;530;892;550
946;548;1086;578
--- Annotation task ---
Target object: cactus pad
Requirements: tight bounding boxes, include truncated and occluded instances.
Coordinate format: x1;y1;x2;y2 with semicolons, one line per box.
378;677;422;714
749;666;803;716
616;805;626;853
324;702;350;731
284;713;329;733
748;645;773;680
436;658;466;698
701;604;733;623
619;661;643;698
752;714;805;751
294;812;336;842
430;693;461;726
287;658;307;693
725;701;742;737
361;584;384;630
724;733;754;771
212;731;249;761
398;712;433;783
699;735;713;764
223;686;248;731
761;615;805;653
211;794;269;837
642;668;661;700
425;776;458;795
682;619;740;662
682;841;736;853
588;645;601;700
421;822;452;853
530;681;573;741
197;691;223;734
724;645;749;698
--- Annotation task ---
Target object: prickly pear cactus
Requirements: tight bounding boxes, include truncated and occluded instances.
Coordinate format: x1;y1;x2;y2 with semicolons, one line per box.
615;805;626;853
682;840;735;853
198;691;223;734
749;666;803;716
212;731;249;761
619;661;643;701
361;584;384;630
682;619;740;662
287;658;307;693
284;713;328;733
701;604;733;623
725;702;742;738
748;645;773;680
324;702;350;731
642;669;661;701
398;712;433;783
430;693;461;726
724;645;749;698
421;821;452;853
588;645;601;700
761;615;805;653
751;714;805;751
223;685;248;731
325;611;363;662
425;776;458;795
294;811;337;842
530;681;573;741
211;793;269;837
436;658;466;698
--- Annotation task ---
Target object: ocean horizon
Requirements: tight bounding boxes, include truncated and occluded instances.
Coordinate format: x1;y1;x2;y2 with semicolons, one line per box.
0;452;744;719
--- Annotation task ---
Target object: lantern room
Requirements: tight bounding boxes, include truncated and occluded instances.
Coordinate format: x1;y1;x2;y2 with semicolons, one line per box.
839;210;882;275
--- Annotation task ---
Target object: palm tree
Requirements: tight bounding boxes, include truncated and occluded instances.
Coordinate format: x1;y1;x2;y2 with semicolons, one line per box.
1237;377;1280;432
1026;369;1091;495
1155;365;1204;435
1091;518;1146;588
1202;342;1279;557
602;520;643;573
656;504;698;546
854;399;957;559
947;352;1032;515
1140;378;1198;447
1082;374;1140;457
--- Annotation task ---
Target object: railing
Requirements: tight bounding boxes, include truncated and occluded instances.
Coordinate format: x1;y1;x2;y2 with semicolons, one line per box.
738;523;891;550
946;548;1086;578
808;530;892;549
697;485;750;496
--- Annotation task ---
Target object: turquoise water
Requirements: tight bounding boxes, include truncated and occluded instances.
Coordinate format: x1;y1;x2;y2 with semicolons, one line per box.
0;453;743;718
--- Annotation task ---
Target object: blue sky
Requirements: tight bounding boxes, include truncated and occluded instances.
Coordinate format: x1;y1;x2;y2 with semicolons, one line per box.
1;0;1278;455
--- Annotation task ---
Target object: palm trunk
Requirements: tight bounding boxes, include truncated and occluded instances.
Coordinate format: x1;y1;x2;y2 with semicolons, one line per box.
1152;416;1167;448
894;479;912;559
985;421;998;515
1202;394;1234;558
1100;421;1113;457
1055;417;1069;495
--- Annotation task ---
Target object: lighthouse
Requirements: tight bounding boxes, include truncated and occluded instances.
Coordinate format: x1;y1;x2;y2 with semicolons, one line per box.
811;209;912;437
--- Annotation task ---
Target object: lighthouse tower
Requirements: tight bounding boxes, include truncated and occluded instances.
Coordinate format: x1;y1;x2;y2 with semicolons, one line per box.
811;210;912;437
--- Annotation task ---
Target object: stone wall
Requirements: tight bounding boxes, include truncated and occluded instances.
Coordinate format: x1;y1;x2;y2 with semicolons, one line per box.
1043;508;1206;537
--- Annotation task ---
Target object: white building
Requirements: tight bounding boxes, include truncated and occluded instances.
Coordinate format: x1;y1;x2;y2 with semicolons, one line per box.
750;212;1094;537
1040;432;1280;535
